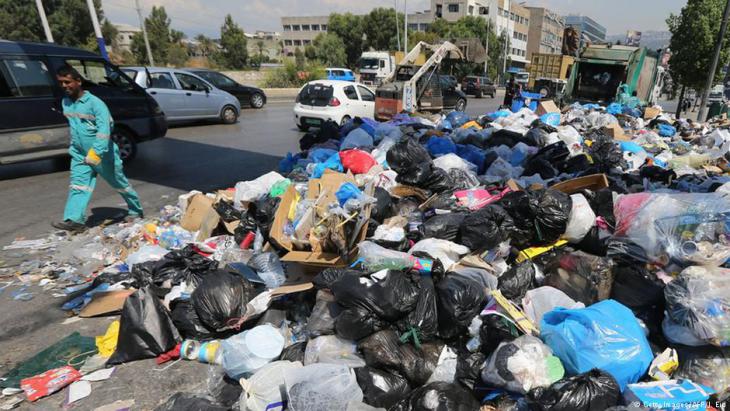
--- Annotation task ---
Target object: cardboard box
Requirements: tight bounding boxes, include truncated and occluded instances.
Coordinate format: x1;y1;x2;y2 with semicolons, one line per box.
550;174;609;194
644;106;662;120
535;100;560;116
603;123;630;141
180;194;215;232
79;289;136;317
270;171;372;267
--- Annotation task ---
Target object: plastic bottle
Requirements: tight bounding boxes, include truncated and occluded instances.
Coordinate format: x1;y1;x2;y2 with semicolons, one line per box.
249;252;286;289
357;241;433;272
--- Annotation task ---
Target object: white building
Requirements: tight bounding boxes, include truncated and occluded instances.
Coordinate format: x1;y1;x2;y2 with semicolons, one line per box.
113;23;141;53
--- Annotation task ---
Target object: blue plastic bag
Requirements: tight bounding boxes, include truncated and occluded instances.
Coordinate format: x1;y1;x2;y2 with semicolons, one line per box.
456;144;487;174
335;182;362;206
606;103;623;115
582;103;601;110
486;109;512;119
309;148;338;163
312;152;343;178
540;299;653;391
426;136;457;156
360;118;378;136
446;111;470;128
540;112;561;127
279;152;300;174
658;123;677;137
341;128;373;150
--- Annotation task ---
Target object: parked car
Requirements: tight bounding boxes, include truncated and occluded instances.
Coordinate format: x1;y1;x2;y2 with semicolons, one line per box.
438;74;469;111
294;80;375;130
185;68;267;109
122;67;240;124
0;41;166;163
461;75;496;98
708;90;726;106
326;68;356;82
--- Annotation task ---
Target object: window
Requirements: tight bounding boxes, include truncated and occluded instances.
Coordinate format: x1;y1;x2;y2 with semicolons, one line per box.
408;23;419;31
293;40;302;46
312;24;320;31
436;4;442;17
283;25;291;31
343;85;358;100
65;59;134;90
292;25;300;31
303;40;311;45
468;5;474;15
174;72;208;92
149;72;175;89
525;19;528;25
333;70;345;76
448;3;459;12
284;40;293;46
321;24;327;31
302;25;310;31
0;59;53;97
358;86;375;102
196;71;236;88
479;6;488;15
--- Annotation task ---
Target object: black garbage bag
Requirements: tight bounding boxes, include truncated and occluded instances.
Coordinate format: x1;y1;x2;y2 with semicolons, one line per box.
675;346;730;392
390;381;480;411
610;264;665;309
306;291;340;337
108;287;180;365
436;273;488;339
213;199;242;223
355;367;411;409
530;141;570;166
486;129;528;148
573;226;609;256
525;125;552;147
498;260;536;301
395;197;422;218
329;270;420;322
335;305;386;340
170;299;216;341
191;270;256;332
132;245;218;297
371;186;394;223
422;213;466;242
606;238;650;264
359;330;442;386
458;205;515;251
543;251;613;305
587;133;626;173
500;189;572;248
279;341;306;363
448;168;480;190
454;351;486;390
154;393;227;411
250;195;280;243
523;158;558;179
312;267;362;290
479;313;520;357
387;138;433;186
527;369;621;411
233;213;258;245
397;272;439;342
421;166;454;193
640;165;677;185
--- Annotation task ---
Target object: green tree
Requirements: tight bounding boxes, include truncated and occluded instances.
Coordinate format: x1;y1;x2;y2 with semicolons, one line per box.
667;0;730;90
219;14;248;69
195;34;219;60
167;44;189;67
256;40;265;57
409;31;440;45
362;8;405;51
311;33;347;67
304;44;317;61
294;47;305;69
0;0;115;49
130;6;177;65
328;12;364;68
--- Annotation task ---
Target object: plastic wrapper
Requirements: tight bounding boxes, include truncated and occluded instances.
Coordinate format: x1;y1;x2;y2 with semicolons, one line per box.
543;251;613;305
279;342;307;363
458;204;515;251
498;260;536;301
614;192;730;266
389;381;479;411
426;346;458;384
126;244;168;268
248;252;286;289
358;330;442;386
500;189;572;248
192;270;256;332
408;239;469;271
108;287;181;365
432;153;477;173
285;363;363;411
355;367;411;409
436;273;488;339
664;265;730;347
239;361;303;411
541;299;653;390
20;366;81;402
221;324;284;378
482;335;564;394
527;369;621;411
304;335;365;368
306;290;338;337
234;171;286;208
522;286;584;329
563;194;596;243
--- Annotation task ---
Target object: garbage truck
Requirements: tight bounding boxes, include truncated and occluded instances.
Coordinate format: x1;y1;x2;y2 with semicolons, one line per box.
563;44;664;106
374;41;465;121
359;51;396;86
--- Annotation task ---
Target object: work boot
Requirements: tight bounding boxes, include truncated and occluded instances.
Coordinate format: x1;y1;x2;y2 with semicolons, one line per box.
124;214;143;223
52;220;87;233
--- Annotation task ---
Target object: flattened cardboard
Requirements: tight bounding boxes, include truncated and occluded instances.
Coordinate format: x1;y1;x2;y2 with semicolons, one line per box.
535;100;560;116
196;205;222;242
271;282;314;296
506;179;523;192
550;174;609;194
644;107;661;120
390;185;429;201
180;194;214;232
307;169;357;205
603;123;630;141
79;289;136;317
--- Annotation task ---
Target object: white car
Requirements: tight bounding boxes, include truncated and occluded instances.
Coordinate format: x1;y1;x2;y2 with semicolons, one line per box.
294;80;375;131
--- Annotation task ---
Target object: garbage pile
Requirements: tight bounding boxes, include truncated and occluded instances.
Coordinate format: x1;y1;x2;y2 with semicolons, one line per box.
5;100;730;410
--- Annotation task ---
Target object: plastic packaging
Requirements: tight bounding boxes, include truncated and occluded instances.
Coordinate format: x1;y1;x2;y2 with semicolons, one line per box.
358;241;433;273
221;324;285;378
248;252;286;289
408;239;469;271
563;194;596;243
674;346;730;392
239;360;303;411
522;286;584;329
527;369;621;411
432;153;477;173
389;381;479;411
285;363;363;411
126;244;168;268
20;366;81;402
303;335;365;368
481;335;564;394
234;172;286;208
540;299;653;390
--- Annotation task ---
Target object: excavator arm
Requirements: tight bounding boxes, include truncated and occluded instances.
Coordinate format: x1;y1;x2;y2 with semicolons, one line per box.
401;41;464;113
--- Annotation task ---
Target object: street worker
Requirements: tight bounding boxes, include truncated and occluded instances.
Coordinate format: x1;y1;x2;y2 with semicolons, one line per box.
52;65;143;233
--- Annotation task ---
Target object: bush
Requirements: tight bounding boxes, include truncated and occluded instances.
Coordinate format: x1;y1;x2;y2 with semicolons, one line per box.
263;60;326;88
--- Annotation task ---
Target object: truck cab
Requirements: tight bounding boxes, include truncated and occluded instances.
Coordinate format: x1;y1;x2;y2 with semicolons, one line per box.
359;52;395;86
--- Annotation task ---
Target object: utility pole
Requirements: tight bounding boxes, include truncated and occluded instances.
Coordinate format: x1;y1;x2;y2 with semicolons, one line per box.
484;21;489;75
85;0;109;60
395;0;401;53
698;0;730;121
135;0;155;66
404;0;408;53
35;0;54;43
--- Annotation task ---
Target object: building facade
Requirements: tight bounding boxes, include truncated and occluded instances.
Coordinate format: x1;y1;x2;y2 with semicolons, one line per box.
246;31;282;61
564;14;606;44
525;6;564;59
113;23;141;53
509;2;530;68
281;16;330;55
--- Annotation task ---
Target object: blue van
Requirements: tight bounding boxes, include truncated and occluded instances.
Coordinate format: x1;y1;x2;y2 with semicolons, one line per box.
326;68;356;82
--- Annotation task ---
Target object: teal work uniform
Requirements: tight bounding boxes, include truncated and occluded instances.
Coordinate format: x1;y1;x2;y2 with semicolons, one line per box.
61;91;143;223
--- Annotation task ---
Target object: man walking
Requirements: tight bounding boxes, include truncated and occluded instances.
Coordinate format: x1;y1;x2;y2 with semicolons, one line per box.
52;66;143;232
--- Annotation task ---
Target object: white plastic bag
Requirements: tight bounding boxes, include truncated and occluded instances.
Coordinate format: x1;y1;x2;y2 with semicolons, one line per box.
239;361;303;411
303;335;365;368
285;363;363;411
409;239;470;271
481;335;564;394
221;324;285;378
563;194;596;243
522;286;584;328
556;126;583;156
126;244;168;268
234;171;286;209
372;225;405;242
433;153;478;173
426;346;458;384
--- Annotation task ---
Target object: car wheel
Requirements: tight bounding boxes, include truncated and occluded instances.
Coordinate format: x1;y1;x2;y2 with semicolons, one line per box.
455;99;467;112
112;128;137;163
340;115;351;126
297;123;309;131
220;105;238;124
250;93;265;109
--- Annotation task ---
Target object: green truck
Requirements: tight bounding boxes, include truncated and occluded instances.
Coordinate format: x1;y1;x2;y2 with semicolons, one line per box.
564;44;665;106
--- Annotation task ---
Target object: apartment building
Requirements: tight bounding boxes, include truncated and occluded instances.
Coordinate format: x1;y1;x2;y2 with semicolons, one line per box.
508;2;530;68
524;6;564;59
245;31;282;60
564;14;606;44
281;16;330;55
113;23;141;53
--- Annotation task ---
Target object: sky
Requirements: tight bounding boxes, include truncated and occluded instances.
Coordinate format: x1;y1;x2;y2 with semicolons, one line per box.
103;0;688;39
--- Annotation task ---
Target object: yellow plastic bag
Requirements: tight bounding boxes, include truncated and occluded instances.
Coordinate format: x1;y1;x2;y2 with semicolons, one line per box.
96;320;120;358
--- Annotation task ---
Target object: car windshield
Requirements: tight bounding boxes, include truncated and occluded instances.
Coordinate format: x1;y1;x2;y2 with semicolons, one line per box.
360;58;380;70
297;83;333;107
